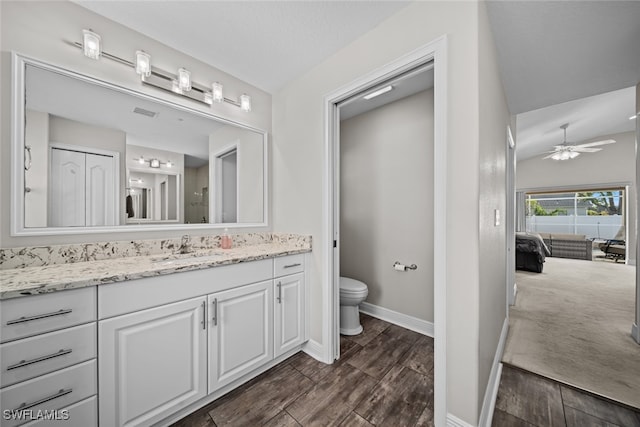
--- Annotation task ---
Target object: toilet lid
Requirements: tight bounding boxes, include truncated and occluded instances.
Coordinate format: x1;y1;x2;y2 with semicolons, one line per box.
340;277;368;293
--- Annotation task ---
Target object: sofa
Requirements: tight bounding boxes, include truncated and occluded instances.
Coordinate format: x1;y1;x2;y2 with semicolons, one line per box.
537;232;592;261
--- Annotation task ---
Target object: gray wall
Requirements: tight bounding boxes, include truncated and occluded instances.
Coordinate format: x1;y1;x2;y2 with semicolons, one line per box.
477;0;510;416
340;89;434;322
517;131;637;264
0;1;271;248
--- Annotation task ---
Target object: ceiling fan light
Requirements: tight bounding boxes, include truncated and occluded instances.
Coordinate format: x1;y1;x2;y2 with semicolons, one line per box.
569;151;579;159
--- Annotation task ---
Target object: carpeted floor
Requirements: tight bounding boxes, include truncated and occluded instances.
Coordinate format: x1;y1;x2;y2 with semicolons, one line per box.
503;256;640;410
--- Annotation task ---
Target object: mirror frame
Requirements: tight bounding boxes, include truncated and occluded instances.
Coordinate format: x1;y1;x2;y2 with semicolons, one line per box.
11;52;269;236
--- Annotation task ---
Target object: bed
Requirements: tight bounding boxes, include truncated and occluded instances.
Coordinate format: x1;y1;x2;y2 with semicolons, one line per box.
516;232;551;273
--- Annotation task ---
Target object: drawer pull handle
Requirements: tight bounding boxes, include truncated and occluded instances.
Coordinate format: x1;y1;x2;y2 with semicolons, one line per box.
15;388;72;411
277;282;282;304
201;301;206;330
283;263;301;269
7;349;73;371
7;309;73;325
212;298;218;326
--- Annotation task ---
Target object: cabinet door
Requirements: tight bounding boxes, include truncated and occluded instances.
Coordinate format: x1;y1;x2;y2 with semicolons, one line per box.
99;297;207;427
208;281;272;393
274;273;306;357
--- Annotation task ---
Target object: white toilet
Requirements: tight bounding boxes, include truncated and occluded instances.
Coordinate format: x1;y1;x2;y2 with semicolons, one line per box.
339;277;369;335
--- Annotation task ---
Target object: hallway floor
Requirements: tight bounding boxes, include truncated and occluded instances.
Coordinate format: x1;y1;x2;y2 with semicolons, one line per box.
171;314;434;426
493;365;640;427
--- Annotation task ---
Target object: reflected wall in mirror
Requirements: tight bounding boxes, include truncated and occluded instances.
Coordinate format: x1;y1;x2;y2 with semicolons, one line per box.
14;54;267;234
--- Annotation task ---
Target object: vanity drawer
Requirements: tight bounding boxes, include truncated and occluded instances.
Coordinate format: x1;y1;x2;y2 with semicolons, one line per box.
22;396;97;427
0;288;96;343
273;254;305;277
0;360;96;427
1;323;96;388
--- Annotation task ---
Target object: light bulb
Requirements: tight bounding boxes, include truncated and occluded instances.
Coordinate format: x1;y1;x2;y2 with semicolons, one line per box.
240;93;251;112
177;68;191;92
212;82;223;103
135;50;151;77
82;29;101;60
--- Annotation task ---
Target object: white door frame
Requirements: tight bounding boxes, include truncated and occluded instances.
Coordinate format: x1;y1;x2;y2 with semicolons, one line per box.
506;126;517;306
323;35;448;426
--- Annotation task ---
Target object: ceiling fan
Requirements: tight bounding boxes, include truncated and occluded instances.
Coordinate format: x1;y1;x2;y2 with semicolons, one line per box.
543;123;616;161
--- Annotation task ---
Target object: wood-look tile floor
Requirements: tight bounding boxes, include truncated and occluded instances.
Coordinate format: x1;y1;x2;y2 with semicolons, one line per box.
170;314;434;427
493;365;640;427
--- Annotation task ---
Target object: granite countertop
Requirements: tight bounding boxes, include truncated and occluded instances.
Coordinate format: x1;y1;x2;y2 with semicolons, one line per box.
0;242;311;300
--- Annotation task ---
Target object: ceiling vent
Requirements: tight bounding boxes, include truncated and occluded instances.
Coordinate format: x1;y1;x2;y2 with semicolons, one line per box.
133;107;158;118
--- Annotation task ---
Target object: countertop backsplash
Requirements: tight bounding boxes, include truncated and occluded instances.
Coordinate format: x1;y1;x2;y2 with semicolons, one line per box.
0;233;311;270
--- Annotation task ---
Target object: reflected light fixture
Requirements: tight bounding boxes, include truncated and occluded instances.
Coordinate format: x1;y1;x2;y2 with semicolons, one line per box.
363;85;393;100
166;160;173;168
631;114;638;120
138;156;145;165
212;82;224;103
150;159;161;168
177;68;191;92
135;50;151;77
240;94;251;112
82;29;101;60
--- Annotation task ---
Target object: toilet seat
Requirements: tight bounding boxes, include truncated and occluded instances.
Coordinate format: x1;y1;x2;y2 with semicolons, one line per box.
339;277;368;294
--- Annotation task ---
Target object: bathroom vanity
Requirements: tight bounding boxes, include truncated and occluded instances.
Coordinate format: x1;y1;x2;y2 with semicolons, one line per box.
0;235;311;427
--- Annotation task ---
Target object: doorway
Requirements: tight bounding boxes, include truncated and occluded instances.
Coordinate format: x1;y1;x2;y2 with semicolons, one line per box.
323;37;448;426
214;147;238;223
337;64;435;335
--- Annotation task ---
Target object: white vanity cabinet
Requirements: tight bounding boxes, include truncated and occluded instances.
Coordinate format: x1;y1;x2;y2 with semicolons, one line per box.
97;254;307;427
98;297;207;427
0;288;98;427
273;255;306;357
208;280;273;391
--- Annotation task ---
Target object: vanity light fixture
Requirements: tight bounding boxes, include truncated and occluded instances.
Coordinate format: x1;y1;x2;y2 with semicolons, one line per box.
135;50;151;77
72;31;251;111
82;29;101;60
135;156;172;168
363;85;393;100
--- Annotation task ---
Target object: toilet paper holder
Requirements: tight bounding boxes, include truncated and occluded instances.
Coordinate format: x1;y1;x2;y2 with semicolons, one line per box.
393;261;417;271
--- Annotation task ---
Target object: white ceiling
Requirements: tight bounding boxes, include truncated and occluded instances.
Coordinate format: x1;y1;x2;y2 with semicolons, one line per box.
73;1;640;159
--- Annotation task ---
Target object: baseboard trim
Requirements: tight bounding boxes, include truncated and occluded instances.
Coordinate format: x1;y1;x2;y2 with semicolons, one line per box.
632;323;640;344
446;413;474;427
303;339;328;362
359;302;434;337
478;317;509;427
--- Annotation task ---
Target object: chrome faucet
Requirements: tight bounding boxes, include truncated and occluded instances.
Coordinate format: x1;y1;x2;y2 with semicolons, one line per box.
178;234;192;254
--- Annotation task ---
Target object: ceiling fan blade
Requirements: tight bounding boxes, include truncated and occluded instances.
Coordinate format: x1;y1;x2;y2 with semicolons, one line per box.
572;147;602;153
575;139;616;148
542;153;558;159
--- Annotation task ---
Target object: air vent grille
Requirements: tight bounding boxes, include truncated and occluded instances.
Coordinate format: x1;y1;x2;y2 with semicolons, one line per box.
133;107;158;118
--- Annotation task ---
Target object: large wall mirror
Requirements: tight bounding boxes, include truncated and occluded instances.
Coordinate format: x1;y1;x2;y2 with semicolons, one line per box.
11;54;268;235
